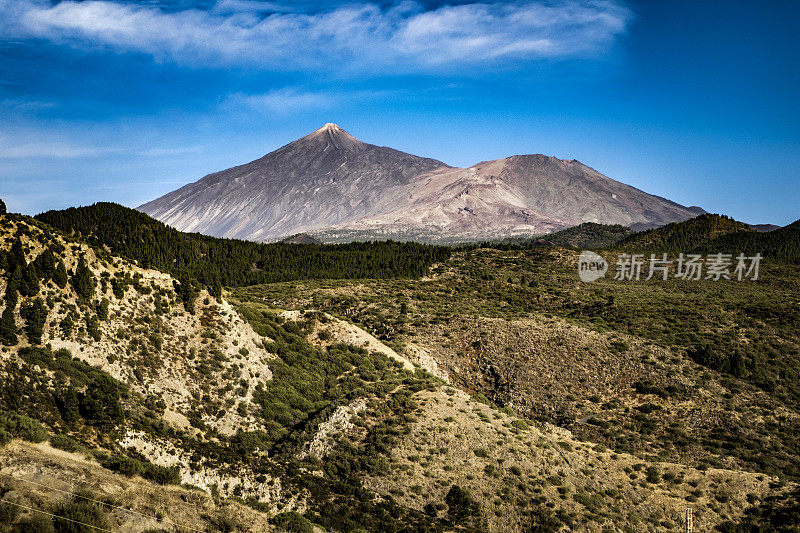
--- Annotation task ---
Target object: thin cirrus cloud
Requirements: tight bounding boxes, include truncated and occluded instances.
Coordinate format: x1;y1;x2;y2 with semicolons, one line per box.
0;127;202;159
222;86;410;114
224;88;335;114
0;137;118;159
3;0;633;72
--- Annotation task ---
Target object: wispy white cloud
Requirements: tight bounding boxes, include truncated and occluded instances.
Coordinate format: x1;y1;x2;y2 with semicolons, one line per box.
225;88;334;114
0;128;201;159
0;138;119;159
0;138;204;159
137;145;204;157
221;86;409;115
1;0;632;72
0;98;56;114
210;0;295;15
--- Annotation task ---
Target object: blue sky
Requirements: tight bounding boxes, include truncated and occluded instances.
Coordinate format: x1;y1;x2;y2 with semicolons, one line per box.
0;0;798;225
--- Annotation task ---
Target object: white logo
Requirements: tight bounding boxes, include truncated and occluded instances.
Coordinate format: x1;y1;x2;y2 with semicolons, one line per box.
578;251;608;283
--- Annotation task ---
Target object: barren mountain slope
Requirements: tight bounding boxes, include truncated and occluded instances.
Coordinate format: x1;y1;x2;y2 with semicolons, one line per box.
138;124;449;241
140;125;702;243
318;155;704;242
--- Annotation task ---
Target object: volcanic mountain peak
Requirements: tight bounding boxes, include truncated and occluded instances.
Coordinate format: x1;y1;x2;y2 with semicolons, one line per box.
315;122;346;134
139;124;704;242
292;122;364;152
138;124;448;240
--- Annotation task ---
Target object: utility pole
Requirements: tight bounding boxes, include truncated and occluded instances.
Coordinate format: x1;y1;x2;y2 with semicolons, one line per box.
686;508;693;533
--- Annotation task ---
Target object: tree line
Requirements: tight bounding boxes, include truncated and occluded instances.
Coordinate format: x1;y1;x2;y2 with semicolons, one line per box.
35;203;450;287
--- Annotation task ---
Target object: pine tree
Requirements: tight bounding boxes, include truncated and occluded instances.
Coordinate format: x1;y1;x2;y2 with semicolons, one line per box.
0;305;17;346
96;298;109;321
72;256;96;299
21;297;47;345
57;385;81;428
210;281;222;301
60;312;75;337
34;248;56;280
0;198;6;215
3;272;19;309
8;239;25;272
446;485;481;526
85;312;101;341
19;265;39;297
175;276;197;314
53;260;69;288
81;374;124;426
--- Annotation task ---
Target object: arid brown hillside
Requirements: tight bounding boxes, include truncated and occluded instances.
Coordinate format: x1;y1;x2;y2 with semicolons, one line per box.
2;214;798;531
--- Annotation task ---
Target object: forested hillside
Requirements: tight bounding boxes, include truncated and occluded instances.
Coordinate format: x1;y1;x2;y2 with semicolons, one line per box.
609;213;800;262
485;222;633;250
1;209;799;531
36;203;450;287
613;214;754;252
480;215;799;263
0;212;454;531
697;218;800;261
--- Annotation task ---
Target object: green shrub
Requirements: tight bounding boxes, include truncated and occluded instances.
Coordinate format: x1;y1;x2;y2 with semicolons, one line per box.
273;511;314;533
81;374;123;426
633;381;668;399
636;403;662;414
0;412;48;443
645;465;661;484
573;492;604;513
140;463;181;485
511;419;530;431
53;497;110;533
102;455;141;477
12;514;55;533
101;454;179;485
49;434;80;453
0;498;21;524
446;485;480;525
18;346;53;367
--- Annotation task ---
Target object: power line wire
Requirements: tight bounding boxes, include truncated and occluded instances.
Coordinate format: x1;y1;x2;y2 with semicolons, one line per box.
0;499;114;532
0;470;206;533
